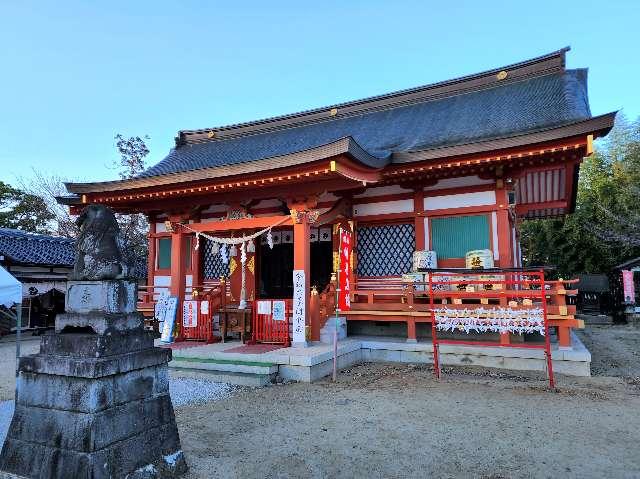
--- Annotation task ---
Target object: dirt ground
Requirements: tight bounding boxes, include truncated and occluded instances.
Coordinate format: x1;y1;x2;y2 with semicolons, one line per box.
2;324;640;478
576;321;640;380
176;364;640;479
0;335;39;401
176;320;640;479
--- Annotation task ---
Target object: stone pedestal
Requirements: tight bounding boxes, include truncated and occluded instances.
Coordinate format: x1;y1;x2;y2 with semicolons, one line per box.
0;280;187;479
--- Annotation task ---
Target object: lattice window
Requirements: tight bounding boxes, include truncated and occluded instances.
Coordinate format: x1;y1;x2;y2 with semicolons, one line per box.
202;238;230;279
356;223;415;276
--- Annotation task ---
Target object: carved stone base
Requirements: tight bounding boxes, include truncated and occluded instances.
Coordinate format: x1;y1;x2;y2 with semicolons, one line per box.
0;331;186;479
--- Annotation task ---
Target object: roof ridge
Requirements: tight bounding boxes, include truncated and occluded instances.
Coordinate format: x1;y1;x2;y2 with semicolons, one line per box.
0;228;74;242
177;47;570;146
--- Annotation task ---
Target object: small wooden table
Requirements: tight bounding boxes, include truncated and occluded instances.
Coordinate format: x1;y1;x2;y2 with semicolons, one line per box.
219;306;251;343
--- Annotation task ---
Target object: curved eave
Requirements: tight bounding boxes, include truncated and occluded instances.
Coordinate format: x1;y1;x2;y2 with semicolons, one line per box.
393;112;617;164
65;137;386;195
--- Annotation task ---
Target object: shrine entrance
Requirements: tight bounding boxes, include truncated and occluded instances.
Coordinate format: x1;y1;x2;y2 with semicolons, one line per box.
257;228;333;299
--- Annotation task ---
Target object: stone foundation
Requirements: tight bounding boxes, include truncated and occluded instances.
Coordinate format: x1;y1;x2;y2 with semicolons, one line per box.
0;280;186;479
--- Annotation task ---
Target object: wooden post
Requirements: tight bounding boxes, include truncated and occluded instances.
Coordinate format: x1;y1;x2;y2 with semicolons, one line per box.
170;223;186;341
310;286;320;341
406;283;417;343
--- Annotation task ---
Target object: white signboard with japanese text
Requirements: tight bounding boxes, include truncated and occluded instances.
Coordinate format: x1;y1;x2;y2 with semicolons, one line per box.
292;269;306;343
182;300;198;328
272;300;286;321
159;295;179;343
257;300;272;315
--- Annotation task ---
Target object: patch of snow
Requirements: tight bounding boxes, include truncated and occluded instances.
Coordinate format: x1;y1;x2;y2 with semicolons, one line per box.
169;377;234;407
0;400;14;448
163;450;183;466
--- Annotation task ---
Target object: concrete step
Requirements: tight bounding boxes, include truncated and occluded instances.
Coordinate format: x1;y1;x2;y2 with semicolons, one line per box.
169;356;278;386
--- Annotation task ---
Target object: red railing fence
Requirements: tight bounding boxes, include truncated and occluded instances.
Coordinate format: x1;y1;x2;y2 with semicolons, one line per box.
426;268;555;388
251;299;292;346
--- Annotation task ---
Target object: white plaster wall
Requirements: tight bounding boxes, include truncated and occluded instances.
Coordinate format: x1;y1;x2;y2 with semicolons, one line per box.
424;191;496;211
424;175;494;191
253;199;282;208
354;184;412;198
353;199;414;217
319;191;339;202
153;275;171;300
155;222;167;233
201;204;228;214
491;211;499;261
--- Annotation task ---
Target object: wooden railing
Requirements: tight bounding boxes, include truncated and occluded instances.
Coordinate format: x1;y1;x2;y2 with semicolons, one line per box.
137;280;230;341
318;269;581;348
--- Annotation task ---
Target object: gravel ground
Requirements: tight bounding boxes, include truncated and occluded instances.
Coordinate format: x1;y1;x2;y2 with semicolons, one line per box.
169;377;235;407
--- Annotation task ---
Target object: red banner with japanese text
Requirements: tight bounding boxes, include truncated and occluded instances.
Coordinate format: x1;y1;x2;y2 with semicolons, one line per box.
338;229;352;311
622;270;636;303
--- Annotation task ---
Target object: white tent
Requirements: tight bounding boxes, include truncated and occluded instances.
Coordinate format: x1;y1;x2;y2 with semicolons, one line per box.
0;266;21;308
1;266;24;378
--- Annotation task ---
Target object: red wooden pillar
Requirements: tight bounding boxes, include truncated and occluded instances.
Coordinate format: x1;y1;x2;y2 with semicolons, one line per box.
495;189;514;268
292;210;311;346
170;222;187;341
146;217;156;303
495;188;513;345
191;214;202;292
414;189;426;250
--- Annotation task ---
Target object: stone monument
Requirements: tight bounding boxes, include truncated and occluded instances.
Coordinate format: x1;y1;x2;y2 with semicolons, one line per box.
0;204;187;479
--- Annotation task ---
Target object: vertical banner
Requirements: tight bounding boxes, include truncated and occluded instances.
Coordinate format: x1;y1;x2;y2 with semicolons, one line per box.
338;229;352;311
622;270;636;303
292;269;306;343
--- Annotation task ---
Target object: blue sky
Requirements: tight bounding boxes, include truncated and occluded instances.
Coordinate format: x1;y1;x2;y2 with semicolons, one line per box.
1;1;638;185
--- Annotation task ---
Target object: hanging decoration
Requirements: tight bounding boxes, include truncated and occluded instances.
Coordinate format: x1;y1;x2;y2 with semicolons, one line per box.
178;216;289;310
179;216;288;258
433;307;545;335
240;241;247;264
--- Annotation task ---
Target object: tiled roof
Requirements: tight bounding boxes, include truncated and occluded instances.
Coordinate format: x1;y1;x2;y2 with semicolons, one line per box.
140;58;590;178
0;228;148;279
0;228;75;267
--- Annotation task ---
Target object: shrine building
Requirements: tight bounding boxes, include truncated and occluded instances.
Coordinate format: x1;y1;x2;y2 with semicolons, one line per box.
62;48;614;366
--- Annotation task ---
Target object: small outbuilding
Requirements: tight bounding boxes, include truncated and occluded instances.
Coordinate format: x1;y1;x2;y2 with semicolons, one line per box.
609;257;640;322
0;228;74;334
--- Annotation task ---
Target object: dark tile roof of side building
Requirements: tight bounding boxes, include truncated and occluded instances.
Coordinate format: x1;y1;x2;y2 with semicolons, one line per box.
0;228;148;279
139;48;591;178
0;228;75;267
